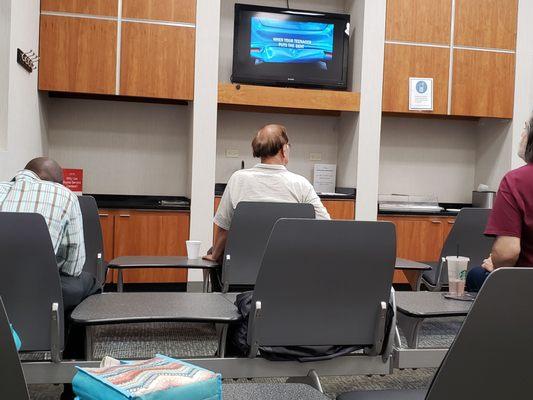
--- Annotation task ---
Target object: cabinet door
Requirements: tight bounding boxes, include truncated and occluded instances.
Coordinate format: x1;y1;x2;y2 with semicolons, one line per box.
39;16;117;94
443;217;455;243
122;0;196;23
98;210;116;283
386;0;452;45
451;49;515;118
120;22;195;100
382;44;450;114
379;216;446;283
322;200;355;220
454;0;518;50
113;211;190;283
41;0;118;16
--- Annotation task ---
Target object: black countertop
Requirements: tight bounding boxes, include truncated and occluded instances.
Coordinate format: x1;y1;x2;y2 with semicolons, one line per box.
88;194;191;211
86;193;471;217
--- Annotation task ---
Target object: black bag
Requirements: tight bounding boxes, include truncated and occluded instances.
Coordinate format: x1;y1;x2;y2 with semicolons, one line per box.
227;291;392;362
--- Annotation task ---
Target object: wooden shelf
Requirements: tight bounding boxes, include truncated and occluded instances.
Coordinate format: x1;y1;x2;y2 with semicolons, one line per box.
218;83;360;115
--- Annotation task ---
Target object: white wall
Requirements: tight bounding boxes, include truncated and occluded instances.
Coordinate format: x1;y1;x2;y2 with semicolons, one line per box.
336;0;365;189
216;110;339;183
510;0;533;170
379;117;478;204
474;119;512;191
0;0;48;179
188;0;221;284
0;0;11;150
217;0;349;187
48;98;190;196
354;0;386;220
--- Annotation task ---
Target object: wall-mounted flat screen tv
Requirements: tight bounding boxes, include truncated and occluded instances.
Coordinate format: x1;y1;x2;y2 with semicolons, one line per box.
231;4;350;90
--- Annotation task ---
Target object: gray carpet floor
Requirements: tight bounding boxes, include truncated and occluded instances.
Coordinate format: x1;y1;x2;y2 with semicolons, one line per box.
27;317;463;399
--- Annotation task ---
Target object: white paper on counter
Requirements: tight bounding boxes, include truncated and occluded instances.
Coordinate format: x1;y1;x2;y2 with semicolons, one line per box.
313;164;337;194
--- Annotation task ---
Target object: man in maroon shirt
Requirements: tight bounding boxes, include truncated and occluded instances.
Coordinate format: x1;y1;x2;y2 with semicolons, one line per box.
467;119;533;291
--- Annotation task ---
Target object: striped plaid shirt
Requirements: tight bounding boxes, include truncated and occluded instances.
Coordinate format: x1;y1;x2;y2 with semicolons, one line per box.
0;170;86;276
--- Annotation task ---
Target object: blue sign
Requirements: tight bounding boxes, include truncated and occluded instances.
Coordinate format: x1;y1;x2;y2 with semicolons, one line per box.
416;81;428;94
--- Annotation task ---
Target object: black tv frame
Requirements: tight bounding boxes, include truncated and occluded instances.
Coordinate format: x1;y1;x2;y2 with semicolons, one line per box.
231;3;350;91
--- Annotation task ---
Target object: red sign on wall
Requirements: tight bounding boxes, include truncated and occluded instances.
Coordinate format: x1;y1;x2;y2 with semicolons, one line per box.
63;169;83;193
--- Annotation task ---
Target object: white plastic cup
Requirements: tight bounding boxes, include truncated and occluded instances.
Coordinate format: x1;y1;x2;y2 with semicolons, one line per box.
186;240;202;260
446;256;470;296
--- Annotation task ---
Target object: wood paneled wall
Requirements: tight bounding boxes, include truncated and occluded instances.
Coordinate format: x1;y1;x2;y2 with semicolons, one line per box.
39;0;197;101
39;16;117;94
383;0;518;118
385;0;452;45
122;0;197;24
41;0;118;16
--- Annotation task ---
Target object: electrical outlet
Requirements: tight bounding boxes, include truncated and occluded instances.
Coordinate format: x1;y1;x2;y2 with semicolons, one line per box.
310;152;322;161
225;149;240;158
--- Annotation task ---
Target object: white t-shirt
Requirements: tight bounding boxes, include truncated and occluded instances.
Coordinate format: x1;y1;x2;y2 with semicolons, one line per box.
214;163;330;230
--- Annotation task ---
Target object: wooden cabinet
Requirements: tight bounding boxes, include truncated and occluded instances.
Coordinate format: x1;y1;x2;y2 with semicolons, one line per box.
322;200;355;220
383;0;517;118
378;215;455;284
98;209;190;284
122;0;196;23
39;0;196;101
443;217;455;241
454;0;518;50
38;16;117;94
385;0;452;45
41;0;118;16
382;44;450;114
120;22;195;100
113;211;190;284
451;50;515;118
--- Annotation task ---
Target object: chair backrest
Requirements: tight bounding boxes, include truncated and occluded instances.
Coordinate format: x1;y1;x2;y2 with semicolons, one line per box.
438;208;494;285
249;219;396;348
0;213;64;352
0;297;30;400
78;195;104;277
426;268;533;399
222;202;315;290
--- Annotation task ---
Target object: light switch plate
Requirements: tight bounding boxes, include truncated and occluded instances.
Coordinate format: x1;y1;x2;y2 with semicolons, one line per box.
225;149;240;158
310;152;322;161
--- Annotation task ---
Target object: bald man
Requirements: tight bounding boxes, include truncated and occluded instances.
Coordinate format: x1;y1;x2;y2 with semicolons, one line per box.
0;158;98;385
205;124;330;267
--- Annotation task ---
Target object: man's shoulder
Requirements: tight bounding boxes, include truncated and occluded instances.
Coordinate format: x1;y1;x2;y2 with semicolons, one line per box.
43;181;79;206
282;170;312;186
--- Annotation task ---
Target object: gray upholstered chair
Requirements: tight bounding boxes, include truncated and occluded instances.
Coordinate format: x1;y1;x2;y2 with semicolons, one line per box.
247;219;397;360
0;212;64;360
0;296;30;400
220;202;315;292
338;267;533;399
420;208;493;291
78;195;107;287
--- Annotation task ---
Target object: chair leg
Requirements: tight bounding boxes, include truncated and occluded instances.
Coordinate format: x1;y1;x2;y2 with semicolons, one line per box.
216;324;228;358
397;313;424;349
85;326;94;361
117;270;124;293
286;369;324;393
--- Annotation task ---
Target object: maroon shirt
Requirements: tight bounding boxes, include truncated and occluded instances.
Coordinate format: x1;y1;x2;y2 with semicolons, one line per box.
485;163;533;267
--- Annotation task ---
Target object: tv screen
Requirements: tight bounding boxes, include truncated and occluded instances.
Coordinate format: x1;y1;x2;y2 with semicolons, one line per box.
232;4;350;90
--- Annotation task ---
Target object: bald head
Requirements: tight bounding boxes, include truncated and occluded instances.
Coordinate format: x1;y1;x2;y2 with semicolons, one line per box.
252;124;289;160
25;157;64;184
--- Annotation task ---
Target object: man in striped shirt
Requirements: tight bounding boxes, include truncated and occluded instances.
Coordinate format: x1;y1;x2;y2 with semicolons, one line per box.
0;158;86;279
0;158;99;372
